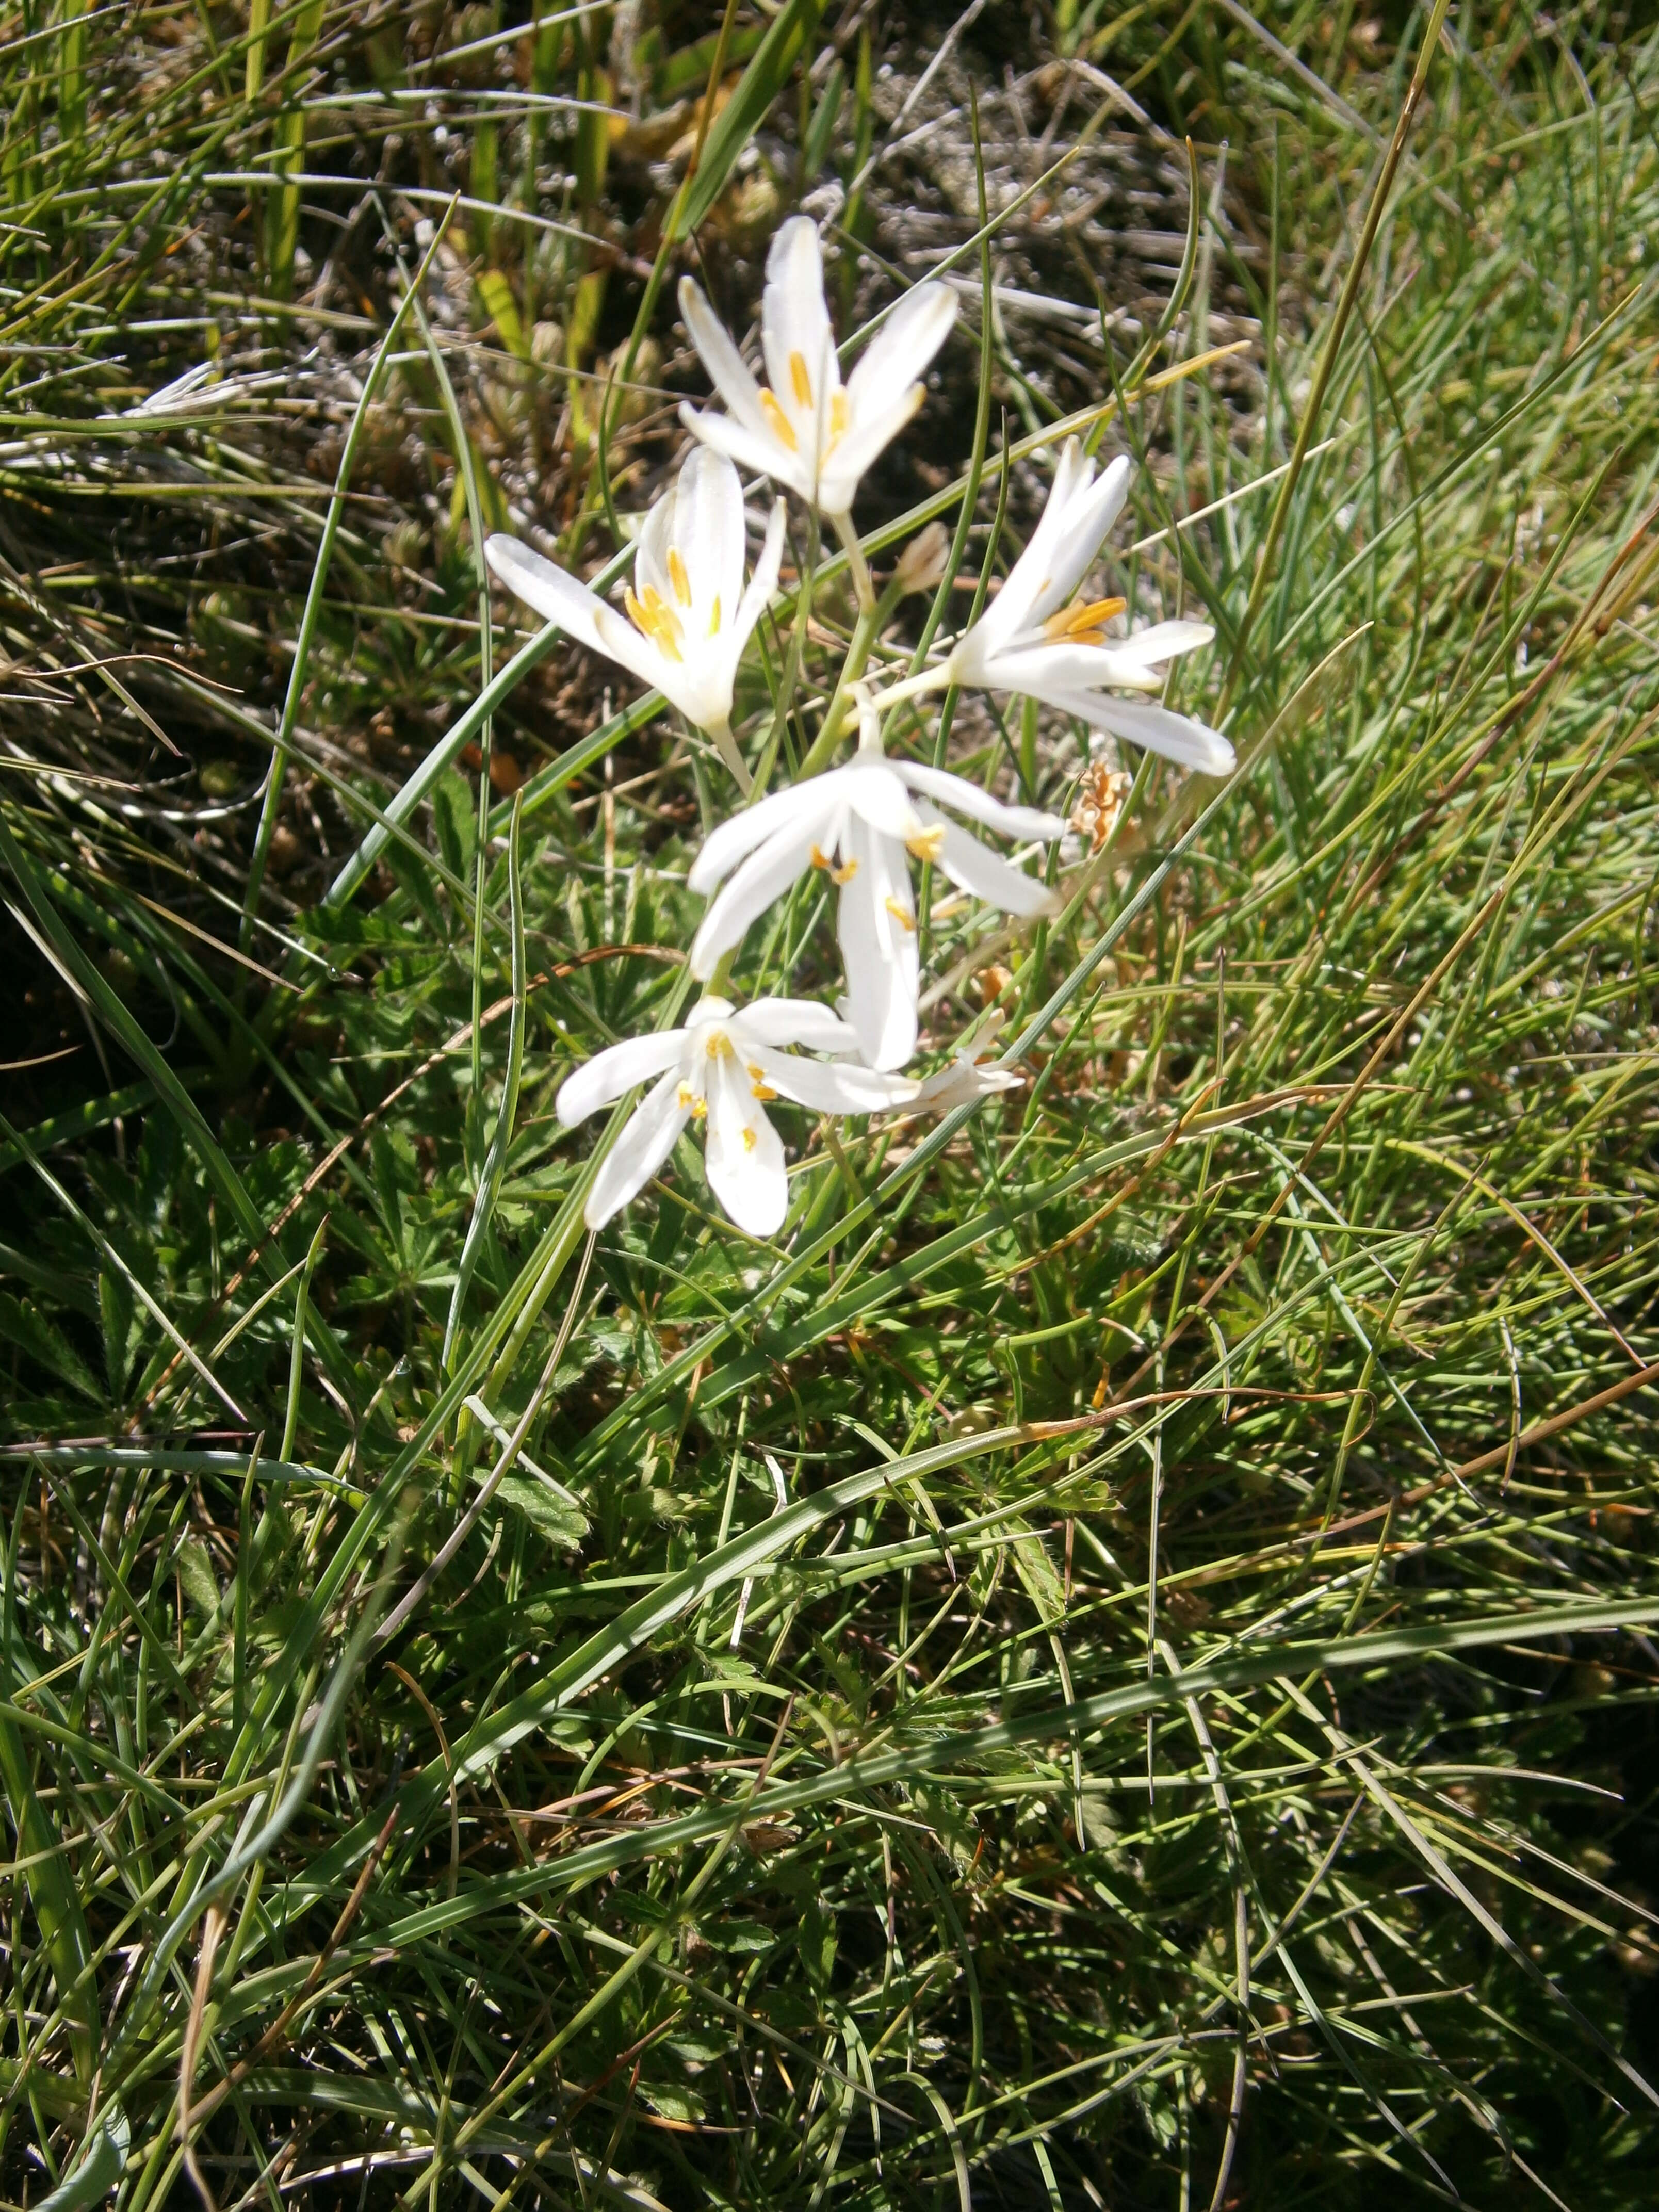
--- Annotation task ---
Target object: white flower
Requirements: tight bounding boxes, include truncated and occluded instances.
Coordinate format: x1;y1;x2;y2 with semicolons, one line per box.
557;996;917;1237
688;728;1065;1072
677;216;958;527
948;438;1234;776
485;448;784;786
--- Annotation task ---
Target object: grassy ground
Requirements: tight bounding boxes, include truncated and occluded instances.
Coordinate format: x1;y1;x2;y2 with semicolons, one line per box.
4;2;1659;2206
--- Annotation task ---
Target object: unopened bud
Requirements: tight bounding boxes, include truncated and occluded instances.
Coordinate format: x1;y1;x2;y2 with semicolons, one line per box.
893;522;951;599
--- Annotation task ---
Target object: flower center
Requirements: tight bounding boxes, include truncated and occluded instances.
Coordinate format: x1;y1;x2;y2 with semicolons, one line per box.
1042;594;1127;646
705;1030;735;1061
761;389;799;452
626;584;685;662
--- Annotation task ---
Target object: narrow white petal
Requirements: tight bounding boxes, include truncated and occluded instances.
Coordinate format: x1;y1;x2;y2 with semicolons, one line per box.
704;1053;789;1237
689;820;822;979
816;382;927;517
1098;619;1215;671
728;499;786;656
1033;453;1132;621
633;482;677;609
674;445;747;621
932;813;1059;918
583;1069;693;1228
485;535;610;658
1074;696;1236;776
678;403;811;502
841;759;926;843
843;284;958;416
677;276;771;438
688;777;831;896
899;760;1066;843
838;818;918;1071
983;439;1093;646
762;216;837;451
558;1030;687;1126
733;999;859;1052
749;1043;918;1114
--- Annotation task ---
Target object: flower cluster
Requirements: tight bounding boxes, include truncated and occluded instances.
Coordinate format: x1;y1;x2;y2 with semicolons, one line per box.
486;218;1233;1235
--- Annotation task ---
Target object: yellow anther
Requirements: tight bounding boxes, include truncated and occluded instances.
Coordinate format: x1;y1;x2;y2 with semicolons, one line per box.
761;389;800;452
750;1080;777;1103
677;1083;696;1110
691;1096;708;1120
827;390;850;448
706;1031;734;1060
811;841;860;886
708;594;721;635
625;585;684;663
885;896;916;932
666;547;692;607
905;824;947;864
1045;594;1127;644
741;1126;758;1152
789;349;814;408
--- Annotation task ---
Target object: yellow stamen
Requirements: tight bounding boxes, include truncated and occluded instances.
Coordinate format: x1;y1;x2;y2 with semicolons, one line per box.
885;896;916;932
741;1126;758;1152
677;1083;695;1109
691;1097;708;1120
706;1032;734;1061
761;389;799;452
666;547;692;606
1044;594;1128;644
708;593;721;635
810;843;859;886
751;1080;777;1103
905;825;947;864
625;585;685;663
789;349;813;408
826;389;850;451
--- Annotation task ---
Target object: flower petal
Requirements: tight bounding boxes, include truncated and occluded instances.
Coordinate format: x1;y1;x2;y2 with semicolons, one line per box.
704;1053;789;1237
1104;619;1215;669
728;498;786;657
678;403;810;501
762;216;837;452
485;534;610;658
844;283;958;418
838;817;918;1070
817;381;928;518
979;437;1092;648
841;759;926;842
677;275;771;439
749;1043;918;1114
1069;695;1236;775
689;818;823;979
929;810;1059;918
733;998;860;1052
899;760;1066;843
583;1068;693;1228
688;778;830;897
558;1030;687;1126
1031;452;1132;623
674;445;748;623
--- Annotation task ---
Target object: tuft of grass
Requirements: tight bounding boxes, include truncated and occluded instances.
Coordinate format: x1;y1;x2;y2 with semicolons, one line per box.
4;4;1659;2208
